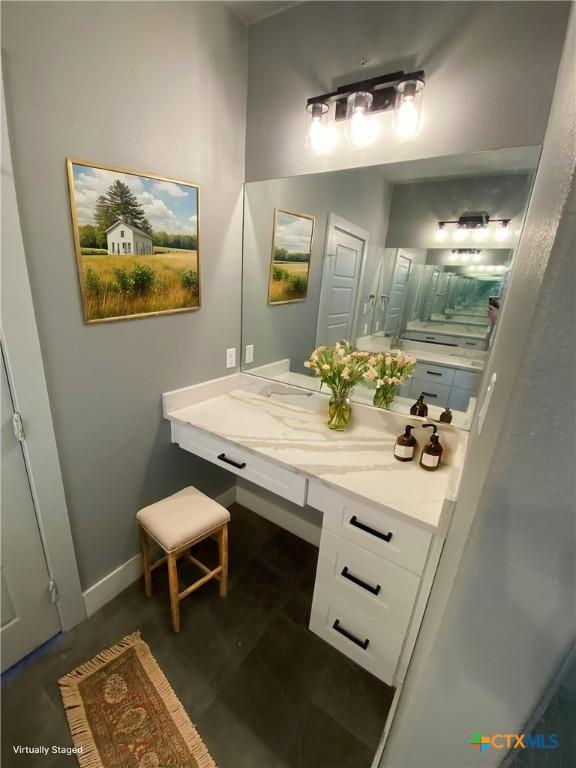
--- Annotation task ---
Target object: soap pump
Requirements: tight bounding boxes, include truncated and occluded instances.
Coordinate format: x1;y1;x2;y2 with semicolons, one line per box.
439;408;453;424
419;424;443;471
394;425;417;462
410;394;428;418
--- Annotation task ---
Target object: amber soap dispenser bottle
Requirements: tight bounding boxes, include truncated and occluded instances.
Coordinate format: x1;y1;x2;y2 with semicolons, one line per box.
394;425;417;462
419;424;443;471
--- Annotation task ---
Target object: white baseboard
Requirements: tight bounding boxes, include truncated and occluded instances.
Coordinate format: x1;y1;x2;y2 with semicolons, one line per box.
236;481;321;546
82;486;237;617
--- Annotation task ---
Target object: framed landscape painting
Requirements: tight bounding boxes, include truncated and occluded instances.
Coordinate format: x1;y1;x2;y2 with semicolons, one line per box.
66;159;200;322
268;208;315;304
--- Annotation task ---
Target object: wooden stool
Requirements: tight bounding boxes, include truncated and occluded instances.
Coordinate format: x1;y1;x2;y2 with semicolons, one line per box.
136;486;229;632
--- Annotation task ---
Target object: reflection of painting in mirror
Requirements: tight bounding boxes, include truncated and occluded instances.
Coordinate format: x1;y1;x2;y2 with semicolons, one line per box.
268;209;314;304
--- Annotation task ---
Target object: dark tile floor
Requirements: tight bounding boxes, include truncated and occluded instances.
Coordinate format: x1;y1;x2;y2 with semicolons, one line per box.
2;504;394;768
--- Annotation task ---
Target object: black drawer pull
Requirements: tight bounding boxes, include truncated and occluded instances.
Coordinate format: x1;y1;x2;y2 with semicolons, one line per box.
421;391;438;398
333;619;369;650
426;370;442;376
349;515;392;542
217;453;246;469
425;336;436;340
341;567;381;596
465;342;476;346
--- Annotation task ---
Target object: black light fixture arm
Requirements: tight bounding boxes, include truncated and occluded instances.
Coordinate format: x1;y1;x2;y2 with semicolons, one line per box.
307;69;425;120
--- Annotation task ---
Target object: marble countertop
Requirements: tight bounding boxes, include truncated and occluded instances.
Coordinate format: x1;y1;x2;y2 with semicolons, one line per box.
406;321;490;340
165;380;467;533
355;336;486;372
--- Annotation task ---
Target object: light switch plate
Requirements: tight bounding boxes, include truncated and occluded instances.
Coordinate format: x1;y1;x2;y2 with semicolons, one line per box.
245;344;254;364
226;347;236;369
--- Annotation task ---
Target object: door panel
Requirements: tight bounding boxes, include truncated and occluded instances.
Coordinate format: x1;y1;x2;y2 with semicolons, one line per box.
317;223;366;347
384;252;412;336
1;353;60;671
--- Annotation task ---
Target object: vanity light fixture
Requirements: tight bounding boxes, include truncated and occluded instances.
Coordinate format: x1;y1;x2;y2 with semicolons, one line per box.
450;249;482;264
435;214;512;243
496;220;511;241
435;222;448;242
306;69;425;152
305;101;338;155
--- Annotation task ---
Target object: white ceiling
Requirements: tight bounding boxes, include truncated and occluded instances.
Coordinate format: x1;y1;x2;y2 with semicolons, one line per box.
380;146;541;184
225;1;302;25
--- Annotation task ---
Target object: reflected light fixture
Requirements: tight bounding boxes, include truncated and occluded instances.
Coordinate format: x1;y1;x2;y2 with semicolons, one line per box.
450;249;481;264
306;69;425;153
436;214;512;242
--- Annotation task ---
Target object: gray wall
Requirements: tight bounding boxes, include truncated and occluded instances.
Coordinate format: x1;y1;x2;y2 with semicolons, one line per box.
2;1;248;589
243;166;391;372
383;11;575;765
385;173;533;249
246;1;569;181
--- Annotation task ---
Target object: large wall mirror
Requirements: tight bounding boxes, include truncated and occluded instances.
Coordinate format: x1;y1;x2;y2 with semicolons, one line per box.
241;147;539;430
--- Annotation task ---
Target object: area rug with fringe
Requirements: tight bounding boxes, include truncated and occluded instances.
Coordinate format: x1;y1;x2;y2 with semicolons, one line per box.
58;632;215;768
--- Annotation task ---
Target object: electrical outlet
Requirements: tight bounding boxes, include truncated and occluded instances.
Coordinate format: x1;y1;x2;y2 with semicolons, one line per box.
226;347;236;369
245;344;254;364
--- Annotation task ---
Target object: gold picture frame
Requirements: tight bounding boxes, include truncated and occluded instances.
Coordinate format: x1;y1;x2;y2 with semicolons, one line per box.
267;207;315;305
66;158;201;323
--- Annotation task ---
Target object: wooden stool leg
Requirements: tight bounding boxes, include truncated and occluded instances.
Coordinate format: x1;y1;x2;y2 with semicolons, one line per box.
218;523;229;598
139;526;152;597
167;553;180;632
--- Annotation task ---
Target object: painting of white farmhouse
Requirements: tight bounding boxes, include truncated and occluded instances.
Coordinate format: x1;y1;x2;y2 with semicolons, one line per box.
67;159;200;322
268;208;315;304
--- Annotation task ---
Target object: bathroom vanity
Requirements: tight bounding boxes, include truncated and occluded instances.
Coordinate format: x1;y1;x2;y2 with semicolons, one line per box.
163;373;467;687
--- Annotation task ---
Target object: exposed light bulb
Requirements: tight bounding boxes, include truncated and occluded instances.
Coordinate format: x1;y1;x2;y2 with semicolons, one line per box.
306;101;337;155
473;226;488;242
453;226;469;242
435;223;447;242
496;220;511;241
477;265;486;272
460;253;471;263
346;92;378;148
308;118;337;154
471;252;481;263
395;78;424;138
448;251;458;261
396;98;419;138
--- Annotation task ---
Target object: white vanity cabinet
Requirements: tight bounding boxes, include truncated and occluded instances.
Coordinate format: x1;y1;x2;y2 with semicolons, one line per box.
403;330;487;350
401;361;482;410
307;480;438;686
164;379;459;689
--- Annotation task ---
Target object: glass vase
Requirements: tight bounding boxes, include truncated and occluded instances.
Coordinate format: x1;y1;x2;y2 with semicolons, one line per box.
328;394;352;430
373;384;396;410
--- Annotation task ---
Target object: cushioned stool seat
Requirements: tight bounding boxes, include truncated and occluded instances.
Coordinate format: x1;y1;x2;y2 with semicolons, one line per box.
137;486;230;552
136;486;229;632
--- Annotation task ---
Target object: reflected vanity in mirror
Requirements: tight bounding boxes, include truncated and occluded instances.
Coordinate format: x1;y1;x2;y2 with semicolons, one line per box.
242;147;539;430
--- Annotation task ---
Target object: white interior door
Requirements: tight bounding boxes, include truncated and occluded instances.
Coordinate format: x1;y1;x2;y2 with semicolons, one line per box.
383;251;412;336
316;215;368;346
1;351;60;671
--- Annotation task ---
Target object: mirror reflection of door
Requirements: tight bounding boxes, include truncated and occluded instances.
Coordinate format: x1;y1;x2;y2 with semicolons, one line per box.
382;250;413;336
316;214;368;347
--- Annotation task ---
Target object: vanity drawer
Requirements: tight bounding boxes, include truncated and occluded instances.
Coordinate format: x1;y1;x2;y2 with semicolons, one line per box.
413;362;455;386
456;338;486;350
408;377;451;407
307;481;431;575
310;583;403;684
172;422;307;506
316;529;420;636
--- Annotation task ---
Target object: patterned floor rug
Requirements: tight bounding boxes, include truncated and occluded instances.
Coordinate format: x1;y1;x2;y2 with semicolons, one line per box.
59;632;215;768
